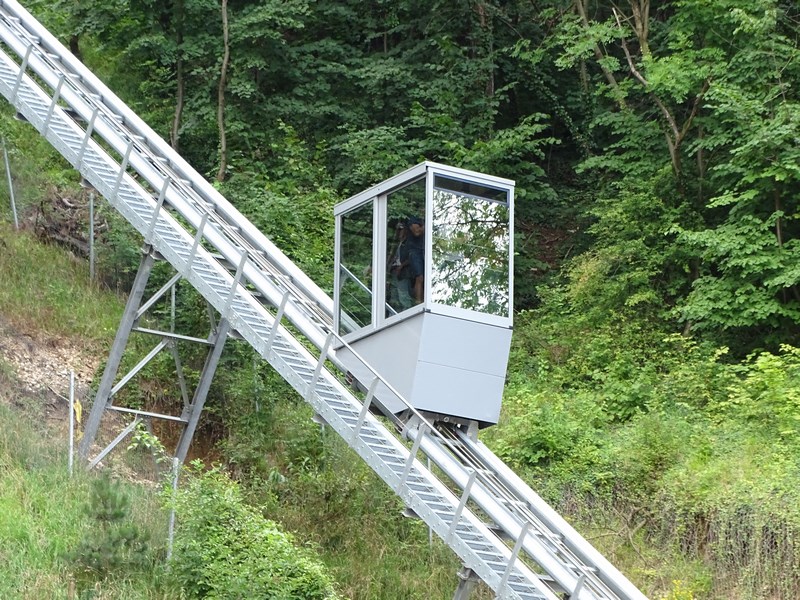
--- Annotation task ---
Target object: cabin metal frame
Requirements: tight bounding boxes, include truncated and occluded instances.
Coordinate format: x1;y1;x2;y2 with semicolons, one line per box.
334;162;515;427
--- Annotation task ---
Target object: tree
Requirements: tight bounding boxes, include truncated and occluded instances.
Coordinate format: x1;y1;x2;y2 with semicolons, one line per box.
549;0;800;347
67;474;151;585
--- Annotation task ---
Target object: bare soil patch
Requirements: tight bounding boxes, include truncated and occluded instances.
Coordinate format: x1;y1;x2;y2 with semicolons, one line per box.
0;314;99;425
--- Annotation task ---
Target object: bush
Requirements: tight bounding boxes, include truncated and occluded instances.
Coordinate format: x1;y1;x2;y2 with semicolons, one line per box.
711;345;800;442
169;463;340;600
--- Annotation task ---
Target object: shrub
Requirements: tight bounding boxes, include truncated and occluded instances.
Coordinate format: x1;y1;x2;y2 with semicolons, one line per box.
712;345;800;441
169;463;340;599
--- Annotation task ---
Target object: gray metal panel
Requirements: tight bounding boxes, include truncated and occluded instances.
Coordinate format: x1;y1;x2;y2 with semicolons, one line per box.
419;313;512;377
412;361;504;424
338;312;509;425
336;314;423;413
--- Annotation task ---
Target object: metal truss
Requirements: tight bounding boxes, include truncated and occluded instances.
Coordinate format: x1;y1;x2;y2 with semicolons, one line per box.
80;246;230;467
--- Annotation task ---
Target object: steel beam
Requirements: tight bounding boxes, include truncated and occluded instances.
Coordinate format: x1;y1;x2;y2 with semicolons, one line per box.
453;567;480;600
79;248;155;459
174;318;231;464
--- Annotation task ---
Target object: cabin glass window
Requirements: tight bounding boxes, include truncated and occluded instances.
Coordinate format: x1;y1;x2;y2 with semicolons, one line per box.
338;202;374;334
385;178;426;316
430;175;510;317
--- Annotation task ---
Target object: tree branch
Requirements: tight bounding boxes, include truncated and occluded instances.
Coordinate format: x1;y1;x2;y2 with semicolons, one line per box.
575;0;627;110
628;0;650;56
679;78;711;142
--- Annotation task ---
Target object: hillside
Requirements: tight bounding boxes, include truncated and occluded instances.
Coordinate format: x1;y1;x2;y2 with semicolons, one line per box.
0;1;799;598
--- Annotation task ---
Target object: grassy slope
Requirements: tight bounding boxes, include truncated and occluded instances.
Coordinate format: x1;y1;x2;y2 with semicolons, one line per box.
483;312;800;600
0;224;122;340
0;400;170;599
0;224;171;598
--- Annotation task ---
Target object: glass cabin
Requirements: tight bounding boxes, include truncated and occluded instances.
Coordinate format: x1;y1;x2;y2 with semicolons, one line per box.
334;162;514;427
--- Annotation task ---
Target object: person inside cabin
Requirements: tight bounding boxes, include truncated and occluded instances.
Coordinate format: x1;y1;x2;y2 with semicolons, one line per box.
406;216;425;304
387;219;413;312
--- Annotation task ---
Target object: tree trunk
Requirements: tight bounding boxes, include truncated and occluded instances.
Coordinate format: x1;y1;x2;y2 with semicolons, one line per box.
575;0;627;110
216;0;230;183
475;2;494;98
69;35;81;60
171;0;185;151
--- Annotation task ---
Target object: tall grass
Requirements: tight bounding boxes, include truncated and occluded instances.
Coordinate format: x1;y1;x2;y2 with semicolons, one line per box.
0;395;171;599
0;221;123;341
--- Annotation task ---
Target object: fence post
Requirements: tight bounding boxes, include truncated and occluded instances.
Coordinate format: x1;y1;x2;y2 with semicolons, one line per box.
2;137;18;230
88;192;95;281
68;370;75;475
167;457;180;560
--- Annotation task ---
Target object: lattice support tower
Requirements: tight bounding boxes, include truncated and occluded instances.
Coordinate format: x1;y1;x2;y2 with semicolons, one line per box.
79;245;232;467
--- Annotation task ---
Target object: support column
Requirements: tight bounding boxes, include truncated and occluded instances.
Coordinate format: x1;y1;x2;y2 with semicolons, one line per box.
174;318;231;465
79;247;155;460
453;567;480;600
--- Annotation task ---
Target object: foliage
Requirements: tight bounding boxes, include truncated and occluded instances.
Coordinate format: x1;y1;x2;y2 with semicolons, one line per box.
547;0;800;349
220;122;339;291
710;345;800;441
66;473;152;585
224;400;477;599
491;294;800;597
168;463;341;599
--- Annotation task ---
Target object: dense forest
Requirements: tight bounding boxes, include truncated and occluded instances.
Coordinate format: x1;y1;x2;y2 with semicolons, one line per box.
2;0;799;598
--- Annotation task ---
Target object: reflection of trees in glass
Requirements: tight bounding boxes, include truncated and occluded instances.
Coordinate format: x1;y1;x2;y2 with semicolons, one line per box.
431;188;509;316
339;203;373;334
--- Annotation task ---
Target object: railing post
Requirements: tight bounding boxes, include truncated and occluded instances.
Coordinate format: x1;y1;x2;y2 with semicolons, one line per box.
399;422;428;489
497;522;530;596
572;574;587;599
112;141;134;198
351;377;379;444
11;45;32;103
267;291;290;353
145;179;169;244
42;74;65;134
185;213;208;276
77;107;99;170
446;470;478;544
306;333;333;402
222;251;248;320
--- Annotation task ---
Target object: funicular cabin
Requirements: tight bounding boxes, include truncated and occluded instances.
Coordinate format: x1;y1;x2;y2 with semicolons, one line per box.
334;162;514;429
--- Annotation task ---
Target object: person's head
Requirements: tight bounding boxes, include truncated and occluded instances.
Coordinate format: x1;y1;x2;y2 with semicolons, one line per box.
408;216;424;237
394;220;407;239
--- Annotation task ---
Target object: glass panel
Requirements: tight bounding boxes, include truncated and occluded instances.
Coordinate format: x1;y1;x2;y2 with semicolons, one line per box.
338;202;374;335
430;176;510;316
385;178;426;314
